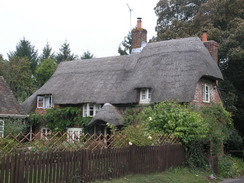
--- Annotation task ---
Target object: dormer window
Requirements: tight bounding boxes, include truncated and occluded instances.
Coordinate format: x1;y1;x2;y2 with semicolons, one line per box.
37;95;53;108
83;104;102;117
140;88;152;104
203;84;210;103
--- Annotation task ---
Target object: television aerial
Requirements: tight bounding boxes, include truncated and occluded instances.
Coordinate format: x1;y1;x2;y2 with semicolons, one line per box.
127;3;133;30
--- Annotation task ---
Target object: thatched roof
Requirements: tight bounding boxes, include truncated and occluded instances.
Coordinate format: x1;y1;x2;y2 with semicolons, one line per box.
0;76;27;118
22;37;223;113
89;103;123;126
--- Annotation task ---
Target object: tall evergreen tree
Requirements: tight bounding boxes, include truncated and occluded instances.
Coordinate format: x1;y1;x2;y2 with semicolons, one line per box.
81;50;94;60
118;32;132;55
56;41;76;63
39;42;55;61
8;38;38;74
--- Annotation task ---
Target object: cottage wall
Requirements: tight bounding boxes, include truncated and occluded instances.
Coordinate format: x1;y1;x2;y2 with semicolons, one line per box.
191;78;222;107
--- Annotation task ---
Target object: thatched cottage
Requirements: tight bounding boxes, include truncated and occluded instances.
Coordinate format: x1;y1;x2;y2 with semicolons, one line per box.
22;19;223;135
0;76;28;137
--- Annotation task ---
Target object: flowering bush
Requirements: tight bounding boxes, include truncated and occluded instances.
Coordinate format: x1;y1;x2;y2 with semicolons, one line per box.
141;101;208;145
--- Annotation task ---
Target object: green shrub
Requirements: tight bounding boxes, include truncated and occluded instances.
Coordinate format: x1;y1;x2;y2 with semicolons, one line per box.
224;127;243;157
141;101;208;145
187;140;208;169
4;118;28;136
218;155;244;178
200;105;233;155
121;124;154;146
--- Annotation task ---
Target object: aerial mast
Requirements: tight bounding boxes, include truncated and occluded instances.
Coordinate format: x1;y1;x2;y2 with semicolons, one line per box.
127;3;133;30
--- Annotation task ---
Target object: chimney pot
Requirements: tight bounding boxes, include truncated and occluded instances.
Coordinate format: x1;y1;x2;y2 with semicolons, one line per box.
202;31;208;42
137;17;142;29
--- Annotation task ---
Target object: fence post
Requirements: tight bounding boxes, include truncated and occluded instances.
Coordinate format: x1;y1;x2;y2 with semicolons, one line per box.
80;149;89;182
212;155;219;175
129;145;136;174
13;153;19;183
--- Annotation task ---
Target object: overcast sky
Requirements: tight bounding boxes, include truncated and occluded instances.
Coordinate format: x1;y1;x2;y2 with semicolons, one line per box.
0;0;158;59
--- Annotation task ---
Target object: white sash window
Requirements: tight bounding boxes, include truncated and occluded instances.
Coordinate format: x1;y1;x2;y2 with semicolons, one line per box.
140;88;152;104
83;104;102;117
203;84;210;103
37;95;53;108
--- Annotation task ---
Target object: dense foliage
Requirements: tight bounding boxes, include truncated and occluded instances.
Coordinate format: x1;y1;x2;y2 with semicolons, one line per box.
141;101;208;145
0;56;35;102
121;101;238;169
3;118;28;136
200;105;233;154
28;107;91;133
218;155;244;178
35;58;57;87
154;0;244;137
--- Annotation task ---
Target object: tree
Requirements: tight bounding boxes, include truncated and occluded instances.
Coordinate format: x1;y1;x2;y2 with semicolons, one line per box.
39;42;55;61
8;38;38;74
6;57;35;102
154;0;207;40
118;32;132;55
81;50;94;59
0;56;8;77
36;58;57;87
56;41;76;63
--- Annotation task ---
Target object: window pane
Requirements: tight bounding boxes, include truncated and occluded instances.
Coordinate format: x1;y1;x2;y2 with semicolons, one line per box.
148;89;152;99
83;104;88;117
37;96;44;108
203;84;210;102
90;104;94;116
141;89;146;100
206;86;209;101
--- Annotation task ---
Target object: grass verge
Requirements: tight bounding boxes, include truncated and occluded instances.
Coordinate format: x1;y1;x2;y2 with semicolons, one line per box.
94;155;244;183
94;167;221;183
218;155;244;178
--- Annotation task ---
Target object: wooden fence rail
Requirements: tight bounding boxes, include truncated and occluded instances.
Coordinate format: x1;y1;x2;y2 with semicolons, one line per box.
0;144;186;183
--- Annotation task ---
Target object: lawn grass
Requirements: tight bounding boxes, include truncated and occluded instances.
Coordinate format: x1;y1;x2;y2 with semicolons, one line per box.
94;167;221;183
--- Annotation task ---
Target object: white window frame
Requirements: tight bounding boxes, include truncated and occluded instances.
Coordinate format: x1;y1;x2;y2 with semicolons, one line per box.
67;128;83;142
82;104;101;117
203;84;210;103
37;95;53;109
140;88;152;104
0;120;4;138
40;127;51;140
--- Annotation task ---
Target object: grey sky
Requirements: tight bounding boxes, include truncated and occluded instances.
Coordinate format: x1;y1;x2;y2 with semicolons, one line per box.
0;0;158;59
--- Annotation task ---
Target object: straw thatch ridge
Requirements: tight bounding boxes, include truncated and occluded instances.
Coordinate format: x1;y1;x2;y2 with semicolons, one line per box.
0;76;27;117
89;103;123;126
22;37;223;113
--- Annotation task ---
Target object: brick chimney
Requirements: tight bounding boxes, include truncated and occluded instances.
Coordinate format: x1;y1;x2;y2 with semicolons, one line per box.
131;18;147;53
202;31;219;65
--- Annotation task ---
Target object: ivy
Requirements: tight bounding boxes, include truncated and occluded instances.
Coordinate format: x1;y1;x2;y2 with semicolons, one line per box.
200;104;233;155
28;107;91;132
